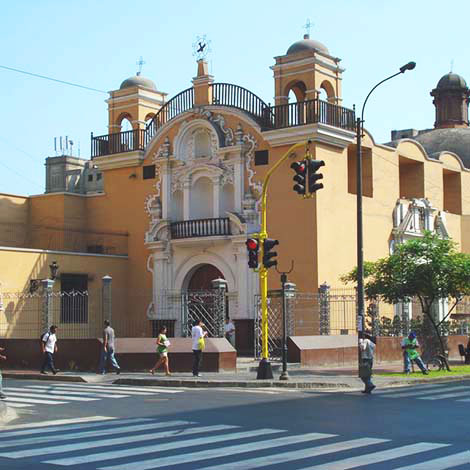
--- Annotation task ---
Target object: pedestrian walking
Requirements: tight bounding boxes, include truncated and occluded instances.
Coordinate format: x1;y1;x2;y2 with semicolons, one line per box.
402;331;429;375
359;332;376;394
149;326;171;376
99;320;121;375
224;317;235;347
0;346;6;399
40;325;58;375
191;318;207;377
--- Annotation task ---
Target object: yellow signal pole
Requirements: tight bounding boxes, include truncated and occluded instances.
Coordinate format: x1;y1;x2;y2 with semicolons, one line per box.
257;141;306;379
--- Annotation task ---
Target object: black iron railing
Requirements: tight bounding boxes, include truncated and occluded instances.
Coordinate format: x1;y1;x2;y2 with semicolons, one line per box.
170;218;231;239
91;128;145;158
146;87;194;143
269;99;355;131
210;83;273;127
91;83;356;157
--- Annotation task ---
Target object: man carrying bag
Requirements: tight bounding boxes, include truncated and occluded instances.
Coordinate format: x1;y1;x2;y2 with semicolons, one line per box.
359;332;376;394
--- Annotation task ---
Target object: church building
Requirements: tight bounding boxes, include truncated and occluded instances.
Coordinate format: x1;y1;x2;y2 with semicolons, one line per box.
1;34;470;352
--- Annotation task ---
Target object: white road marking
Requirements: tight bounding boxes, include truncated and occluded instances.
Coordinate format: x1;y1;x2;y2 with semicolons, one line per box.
305;442;450;470
198;438;388;470
24;385;129;399
392;450;470;469
43;428;281;466
4;388;99;402
4;396;67;405
50;383;182;394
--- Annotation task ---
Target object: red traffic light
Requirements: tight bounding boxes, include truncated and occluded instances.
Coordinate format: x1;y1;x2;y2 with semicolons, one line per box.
246;238;258;251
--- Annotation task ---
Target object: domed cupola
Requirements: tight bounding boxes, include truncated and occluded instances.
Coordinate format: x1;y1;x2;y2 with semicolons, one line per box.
286;34;329;56
119;73;157;91
431;72;470;128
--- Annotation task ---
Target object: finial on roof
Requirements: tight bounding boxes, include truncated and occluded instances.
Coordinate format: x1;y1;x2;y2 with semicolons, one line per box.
136;56;145;76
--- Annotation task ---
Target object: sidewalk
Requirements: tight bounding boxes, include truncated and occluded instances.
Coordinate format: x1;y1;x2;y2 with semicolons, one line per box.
3;361;470;390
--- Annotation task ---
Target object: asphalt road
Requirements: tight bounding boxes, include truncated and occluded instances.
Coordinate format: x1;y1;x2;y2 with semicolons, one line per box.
0;378;469;469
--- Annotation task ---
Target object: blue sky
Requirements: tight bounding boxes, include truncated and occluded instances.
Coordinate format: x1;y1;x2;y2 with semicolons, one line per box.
0;0;466;196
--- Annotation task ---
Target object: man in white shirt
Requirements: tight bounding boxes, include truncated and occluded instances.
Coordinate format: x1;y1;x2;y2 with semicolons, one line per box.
224;317;235;347
41;325;58;375
191;318;207;377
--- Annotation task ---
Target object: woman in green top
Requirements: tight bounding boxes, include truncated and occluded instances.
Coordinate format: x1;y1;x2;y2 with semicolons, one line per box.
150;326;171;376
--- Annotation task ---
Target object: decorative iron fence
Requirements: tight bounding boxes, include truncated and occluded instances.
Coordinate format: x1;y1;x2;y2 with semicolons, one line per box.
0;290;102;339
170;217;231;239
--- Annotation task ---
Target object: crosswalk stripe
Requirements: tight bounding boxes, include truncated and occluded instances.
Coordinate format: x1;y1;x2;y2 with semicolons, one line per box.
29;384;156;396
0;420;194;449
6;424;247;459
374;383;457;395
43;428;282;466
418;391;470;400
3;402;33;408
305;442;450;470
0;417;143;437
197;438;388;470
391;450;470;469
49;383;182;394
5;396;67;405
378;386;469;399
100;435;376;470
4;389;100;402
455;397;470;402
22;385;130;399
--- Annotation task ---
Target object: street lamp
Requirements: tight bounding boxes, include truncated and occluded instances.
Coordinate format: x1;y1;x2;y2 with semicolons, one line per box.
279;277;296;381
356;61;416;367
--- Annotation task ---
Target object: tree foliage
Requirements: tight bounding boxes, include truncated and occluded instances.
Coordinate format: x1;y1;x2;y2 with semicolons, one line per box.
342;232;470;358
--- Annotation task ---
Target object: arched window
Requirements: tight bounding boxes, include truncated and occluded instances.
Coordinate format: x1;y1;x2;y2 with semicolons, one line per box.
120;117;133;132
194;130;211;158
145;113;155;127
190;176;213;219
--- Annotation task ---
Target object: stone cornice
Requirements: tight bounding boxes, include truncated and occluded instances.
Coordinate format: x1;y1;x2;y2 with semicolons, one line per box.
262;123;355;148
93;151;145;170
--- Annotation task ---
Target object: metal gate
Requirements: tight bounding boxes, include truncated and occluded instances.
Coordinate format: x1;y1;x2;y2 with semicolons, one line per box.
254;291;321;360
181;290;225;338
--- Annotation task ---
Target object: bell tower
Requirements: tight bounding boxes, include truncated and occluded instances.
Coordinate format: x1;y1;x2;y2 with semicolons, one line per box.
431;72;470;129
272;34;344;106
107;72;167;133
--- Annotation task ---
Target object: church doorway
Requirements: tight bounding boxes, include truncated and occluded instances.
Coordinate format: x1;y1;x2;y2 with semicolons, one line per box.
183;264;228;338
187;264;224;290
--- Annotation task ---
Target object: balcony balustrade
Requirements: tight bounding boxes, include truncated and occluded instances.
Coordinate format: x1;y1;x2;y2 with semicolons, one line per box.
170;218;231;240
91;83;355;158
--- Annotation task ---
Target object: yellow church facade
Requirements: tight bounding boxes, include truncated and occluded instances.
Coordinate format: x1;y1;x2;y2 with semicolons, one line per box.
1;35;470;349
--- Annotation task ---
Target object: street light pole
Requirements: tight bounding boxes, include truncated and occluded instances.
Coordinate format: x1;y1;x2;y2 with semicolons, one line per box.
356;61;416;373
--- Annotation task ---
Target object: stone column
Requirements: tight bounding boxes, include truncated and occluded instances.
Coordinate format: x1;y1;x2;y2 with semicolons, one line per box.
41;279;54;332
211;278;228;338
212;176;220;218
318;282;330;335
161;161;171;220
183;177;191;220
102;275;112;324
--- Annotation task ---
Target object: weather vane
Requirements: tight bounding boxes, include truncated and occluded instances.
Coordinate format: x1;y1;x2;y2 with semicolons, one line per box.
192;35;212;60
136;56;146;76
303;18;313;36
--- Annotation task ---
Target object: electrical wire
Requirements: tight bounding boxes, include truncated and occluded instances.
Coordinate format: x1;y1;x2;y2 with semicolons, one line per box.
0;64;107;94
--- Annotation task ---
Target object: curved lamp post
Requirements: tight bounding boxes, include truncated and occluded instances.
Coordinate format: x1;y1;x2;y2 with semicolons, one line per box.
356;61;416;360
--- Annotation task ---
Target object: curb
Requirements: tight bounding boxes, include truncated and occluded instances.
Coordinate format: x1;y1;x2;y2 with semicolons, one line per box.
3;373;87;383
113;378;352;389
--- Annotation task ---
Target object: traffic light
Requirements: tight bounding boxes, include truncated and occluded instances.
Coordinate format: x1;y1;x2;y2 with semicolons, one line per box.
307;159;325;193
263;238;279;269
290;160;307;195
246;238;259;269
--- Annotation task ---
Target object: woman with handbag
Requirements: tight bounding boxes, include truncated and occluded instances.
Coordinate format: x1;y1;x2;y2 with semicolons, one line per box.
149;326;171;376
359;332;376;394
